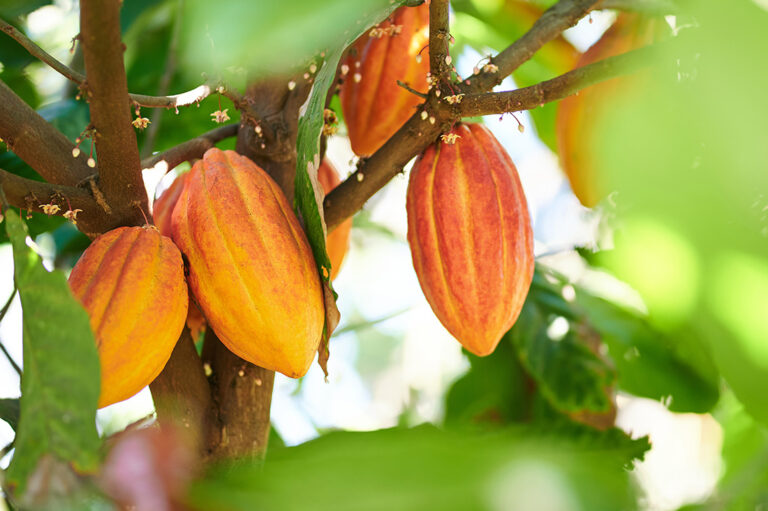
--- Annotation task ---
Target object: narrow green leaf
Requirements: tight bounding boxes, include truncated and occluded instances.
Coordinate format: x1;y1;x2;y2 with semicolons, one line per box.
294;1;406;280
190;425;645;511
0;397;20;431
4;213;101;496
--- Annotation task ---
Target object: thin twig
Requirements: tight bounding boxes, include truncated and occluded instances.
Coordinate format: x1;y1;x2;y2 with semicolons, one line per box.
141;123;238;171
396;80;428;99
0;288;22;376
0;17;218;110
461;0;599;94
458;44;656;117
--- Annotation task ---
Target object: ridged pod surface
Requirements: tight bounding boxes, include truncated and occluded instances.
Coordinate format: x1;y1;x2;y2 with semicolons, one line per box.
171;148;324;377
153;172;207;340
556;14;659;207
340;2;429;156
68;226;188;408
406;123;534;356
317;159;352;280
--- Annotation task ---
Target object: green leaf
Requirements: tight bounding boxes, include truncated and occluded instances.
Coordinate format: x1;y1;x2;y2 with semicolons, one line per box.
445;342;532;426
0;0;50;20
507;294;615;414
294;1;405;282
4;213;101;496
0;397;20;431
189;425;645;511
576;290;720;413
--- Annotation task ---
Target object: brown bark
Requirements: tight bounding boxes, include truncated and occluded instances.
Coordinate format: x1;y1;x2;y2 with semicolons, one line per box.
80;0;147;228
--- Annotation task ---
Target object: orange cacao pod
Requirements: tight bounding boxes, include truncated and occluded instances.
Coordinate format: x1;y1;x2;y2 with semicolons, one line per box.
68;226;188;408
406;123;534;356
170;148;324;377
556;14;660;207
317;159;352;280
340;2;429;156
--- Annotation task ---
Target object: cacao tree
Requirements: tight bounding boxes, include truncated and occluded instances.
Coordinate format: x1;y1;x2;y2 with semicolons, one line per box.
0;0;766;509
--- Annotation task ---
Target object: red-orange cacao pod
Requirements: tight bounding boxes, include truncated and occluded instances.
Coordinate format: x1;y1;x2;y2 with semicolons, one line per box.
170;148;324;378
340;2;430;156
556;14;660;207
68;226;188;408
406;123;534;356
317;159;352;280
154;172;207;340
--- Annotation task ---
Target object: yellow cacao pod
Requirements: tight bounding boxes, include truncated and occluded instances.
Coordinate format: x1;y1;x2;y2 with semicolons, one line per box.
316;159;352;280
406;123;534;356
556;14;659;207
340;2;430;156
170;148;324;377
68;226;188;408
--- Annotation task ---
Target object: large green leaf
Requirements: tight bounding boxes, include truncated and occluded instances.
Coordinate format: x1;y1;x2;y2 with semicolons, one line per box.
507;271;615;415
4;213;101;496
294;1;406;281
189;425;647;511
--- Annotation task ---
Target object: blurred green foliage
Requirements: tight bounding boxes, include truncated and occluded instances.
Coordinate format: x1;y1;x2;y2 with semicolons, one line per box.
189;424;648;511
590;0;768;426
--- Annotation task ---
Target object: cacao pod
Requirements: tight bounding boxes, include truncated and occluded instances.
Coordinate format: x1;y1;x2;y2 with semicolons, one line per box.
340;2;429;156
68;226;188;408
170;148;324;377
406;123;534;356
316;159;352;280
556;14;660;207
154;172;207;340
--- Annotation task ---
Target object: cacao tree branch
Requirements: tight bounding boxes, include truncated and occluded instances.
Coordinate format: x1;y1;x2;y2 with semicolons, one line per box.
324;0;602;231
79;0;147;225
0;17;231;110
150;328;215;455
141;123;239;171
461;0;600;94
428;0;451;83
458;45;655;118
0;79;92;186
0;166;97;215
201;330;275;460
